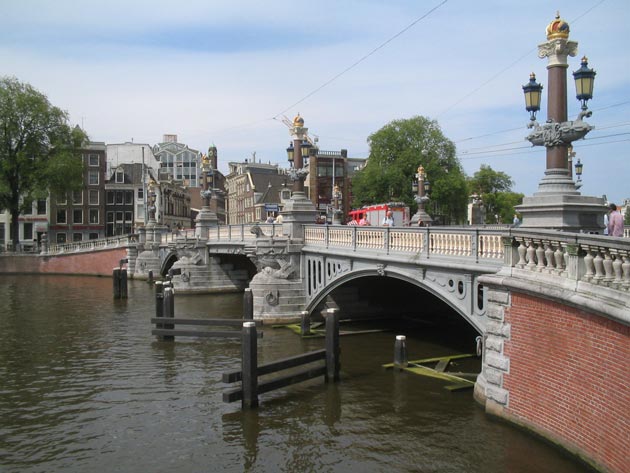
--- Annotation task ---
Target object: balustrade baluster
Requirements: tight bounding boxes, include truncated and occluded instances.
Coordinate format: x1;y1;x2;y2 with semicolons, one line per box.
535;242;546;272
526;241;537;271
545;242;555;273
553;243;565;275
602;250;614;285
621;254;630;290
582;246;595;282
611;251;623;289
516;239;527;268
592;250;605;283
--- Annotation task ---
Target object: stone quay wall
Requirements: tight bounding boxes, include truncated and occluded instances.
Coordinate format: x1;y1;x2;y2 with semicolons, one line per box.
482;289;628;473
0;248;127;277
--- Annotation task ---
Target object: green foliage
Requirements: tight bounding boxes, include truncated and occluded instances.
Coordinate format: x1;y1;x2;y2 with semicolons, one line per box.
351;116;468;223
467;165;523;223
625;206;630;226
0;76;87;244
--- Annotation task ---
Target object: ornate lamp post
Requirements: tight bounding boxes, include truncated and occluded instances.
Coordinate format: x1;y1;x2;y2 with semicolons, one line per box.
280;114;317;237
147;179;157;225
410;165;433;226
195;148;218;239
516;12;605;232
332;184;342;225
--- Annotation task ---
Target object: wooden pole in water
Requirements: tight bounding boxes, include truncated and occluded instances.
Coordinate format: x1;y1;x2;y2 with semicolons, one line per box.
394;335;408;370
162;287;175;341
120;269;128;299
242;321;259;408
243;288;253;320
300;311;311;336
325;308;340;382
113;268;121;299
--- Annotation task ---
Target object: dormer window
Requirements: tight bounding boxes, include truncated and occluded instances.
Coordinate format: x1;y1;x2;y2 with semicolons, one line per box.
115;168;124;183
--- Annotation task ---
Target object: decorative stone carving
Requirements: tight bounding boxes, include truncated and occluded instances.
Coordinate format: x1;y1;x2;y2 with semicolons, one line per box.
265;290;280;306
526;120;593;147
376;264;386;276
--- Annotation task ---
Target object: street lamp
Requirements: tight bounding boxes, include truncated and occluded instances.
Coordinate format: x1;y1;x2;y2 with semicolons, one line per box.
410;165;432;226
516;12;605;232
332;183;342;225
147;178;157;224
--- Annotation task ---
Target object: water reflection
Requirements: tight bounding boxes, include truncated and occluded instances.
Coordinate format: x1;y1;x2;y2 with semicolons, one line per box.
0;275;593;473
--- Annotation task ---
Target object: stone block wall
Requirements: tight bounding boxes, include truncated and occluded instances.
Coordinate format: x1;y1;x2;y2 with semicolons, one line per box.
503;293;628;473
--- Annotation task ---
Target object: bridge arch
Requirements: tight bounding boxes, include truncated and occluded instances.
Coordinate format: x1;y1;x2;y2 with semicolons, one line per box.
160;250;179;277
305;267;483;334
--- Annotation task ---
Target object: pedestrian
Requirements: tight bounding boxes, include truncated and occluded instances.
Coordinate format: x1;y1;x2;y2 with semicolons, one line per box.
274;213;284;224
513;214;520;227
607;203;623;237
418;219;425;227
382;210;394;227
265;215;275;223
359;213;370;226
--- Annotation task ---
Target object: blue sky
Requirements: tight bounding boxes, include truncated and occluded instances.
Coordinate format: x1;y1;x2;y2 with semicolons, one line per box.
2;0;629;204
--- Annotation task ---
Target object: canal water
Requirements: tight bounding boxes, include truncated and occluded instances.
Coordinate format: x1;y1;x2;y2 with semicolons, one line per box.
0;275;592;473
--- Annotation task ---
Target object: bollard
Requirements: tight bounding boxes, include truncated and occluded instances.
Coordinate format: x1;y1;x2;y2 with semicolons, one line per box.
243;288;254;320
147;270;153;283
162;287;175;341
394;335;408;370
113;268;121;299
300;311;311;336
120;269;128;299
242;322;259;408
324;308;340;382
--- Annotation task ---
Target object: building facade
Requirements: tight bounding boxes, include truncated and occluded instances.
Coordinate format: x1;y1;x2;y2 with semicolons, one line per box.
153;134;201;188
48;142;107;244
225;160;287;224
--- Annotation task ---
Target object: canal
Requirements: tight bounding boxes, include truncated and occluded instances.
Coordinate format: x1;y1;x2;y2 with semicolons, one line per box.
0;275;592;473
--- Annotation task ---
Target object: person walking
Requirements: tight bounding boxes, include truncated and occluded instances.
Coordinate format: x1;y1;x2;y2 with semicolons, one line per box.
382;210;394;226
607;203;623;237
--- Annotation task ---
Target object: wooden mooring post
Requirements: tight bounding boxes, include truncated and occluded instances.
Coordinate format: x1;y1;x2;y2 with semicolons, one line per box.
243;288;253;320
162;285;175;341
112;260;128;299
222;307;340;408
394;335;408;370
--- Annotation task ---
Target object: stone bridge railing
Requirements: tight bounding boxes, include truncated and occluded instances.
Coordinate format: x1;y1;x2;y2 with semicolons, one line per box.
303;225;506;261
44;235;133;255
506;229;630;294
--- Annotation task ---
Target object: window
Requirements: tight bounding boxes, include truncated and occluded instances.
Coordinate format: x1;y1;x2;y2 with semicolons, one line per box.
89;209;99;224
125;191;133;204
115;192;123;204
73;233;82;242
23;201;33;215
23;223;33;240
56;233;67;244
56;193;67;205
73;209;83;224
56;209;67;224
106;191;115;204
137;187;144;200
125;211;133;222
88;154;99;166
89;233;99;240
72;191;82;205
88;170;99;185
89;190;99;205
115;169;124;183
37;199;46;215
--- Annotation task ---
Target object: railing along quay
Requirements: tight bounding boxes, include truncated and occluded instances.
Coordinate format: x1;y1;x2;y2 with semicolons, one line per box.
303;225;506;261
45;235;132;255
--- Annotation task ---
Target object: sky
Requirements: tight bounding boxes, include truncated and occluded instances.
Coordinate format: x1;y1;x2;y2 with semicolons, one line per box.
2;0;629;205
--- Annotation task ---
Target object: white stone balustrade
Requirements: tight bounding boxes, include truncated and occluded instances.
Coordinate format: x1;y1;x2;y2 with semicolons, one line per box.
508;230;630;292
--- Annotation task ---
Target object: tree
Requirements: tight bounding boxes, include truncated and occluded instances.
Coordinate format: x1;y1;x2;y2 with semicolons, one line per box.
467;165;524;224
351;116;468;223
0;77;86;247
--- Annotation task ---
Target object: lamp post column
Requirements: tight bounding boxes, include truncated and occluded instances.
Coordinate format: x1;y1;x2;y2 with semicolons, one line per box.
410;165;433;226
195;151;218;239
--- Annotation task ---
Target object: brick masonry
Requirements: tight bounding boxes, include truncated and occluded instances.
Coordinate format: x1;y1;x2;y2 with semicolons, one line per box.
0;248;127;277
503;292;629;473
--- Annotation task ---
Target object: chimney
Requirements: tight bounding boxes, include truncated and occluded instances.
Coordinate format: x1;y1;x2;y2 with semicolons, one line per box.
163;134;177;143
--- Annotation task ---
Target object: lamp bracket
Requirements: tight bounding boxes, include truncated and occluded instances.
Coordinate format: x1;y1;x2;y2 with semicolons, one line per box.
287;167;309;182
526;119;593;147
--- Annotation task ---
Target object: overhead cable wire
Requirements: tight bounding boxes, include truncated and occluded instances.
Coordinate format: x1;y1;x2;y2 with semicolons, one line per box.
271;0;448;120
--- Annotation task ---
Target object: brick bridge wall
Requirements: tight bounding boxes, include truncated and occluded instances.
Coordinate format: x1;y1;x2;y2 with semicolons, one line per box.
0;248;127;277
503;293;628;473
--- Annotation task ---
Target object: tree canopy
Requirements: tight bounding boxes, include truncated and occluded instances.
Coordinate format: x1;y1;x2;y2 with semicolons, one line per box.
351;116;468;223
0;76;87;246
467;164;524;224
